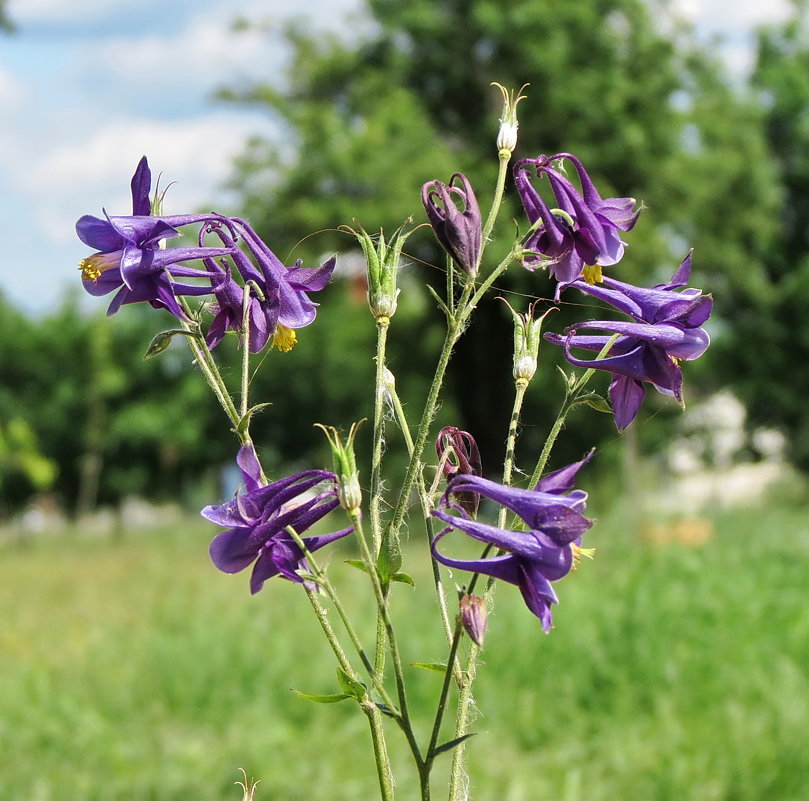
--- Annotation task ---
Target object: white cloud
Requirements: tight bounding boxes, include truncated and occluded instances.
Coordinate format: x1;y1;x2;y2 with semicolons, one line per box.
25;111;279;245
77;13;285;97
0;65;23;112
8;0;117;24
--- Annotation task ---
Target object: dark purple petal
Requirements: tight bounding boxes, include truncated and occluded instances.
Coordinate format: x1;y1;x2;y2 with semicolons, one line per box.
610;374;647;429
237;444;263;493
250;548;283;594
76;215;125;251
535;449;595;495
287;256;337;291
130;156;152;216
517;563;558;632
209;527;261;573
443;474;592;542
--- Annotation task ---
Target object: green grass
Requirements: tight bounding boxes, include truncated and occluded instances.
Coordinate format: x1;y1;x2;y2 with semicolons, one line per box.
1;502;808;801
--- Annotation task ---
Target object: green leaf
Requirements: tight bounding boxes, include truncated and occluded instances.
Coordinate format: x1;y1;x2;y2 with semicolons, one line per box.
376;530;403;584
392;571;415;587
576;393;612;414
411;661;447;674
336;668;366;700
236;403;273;438
425;284;451;320
433;732;478;757
291;690;351;704
143;329;195;360
344;559;371;575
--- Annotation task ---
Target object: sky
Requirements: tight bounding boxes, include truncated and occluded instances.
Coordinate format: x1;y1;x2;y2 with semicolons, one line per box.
0;0;793;315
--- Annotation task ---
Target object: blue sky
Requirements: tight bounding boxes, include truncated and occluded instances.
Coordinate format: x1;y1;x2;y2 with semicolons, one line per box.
0;0;791;315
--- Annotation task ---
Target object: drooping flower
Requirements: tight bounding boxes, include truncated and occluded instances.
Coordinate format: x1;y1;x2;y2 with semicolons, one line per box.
203;219;336;352
436;427;483;516
514;153;640;292
76;156;236;319
421;173;482;278
201;444;352;594
545;251;712;429
459;593;488;647
431;452;594;632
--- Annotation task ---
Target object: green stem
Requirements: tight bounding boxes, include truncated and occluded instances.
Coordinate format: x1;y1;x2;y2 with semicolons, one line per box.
363;704;396;801
370;318;391;679
370;317;390;553
182;324;241;432
425;619;464;767
388;382;455;647
351;511;425;773
445;377;529;798
240;284;251;419
286;527;400;717
480;151;512;248
447;647;478;801
300;580;396;801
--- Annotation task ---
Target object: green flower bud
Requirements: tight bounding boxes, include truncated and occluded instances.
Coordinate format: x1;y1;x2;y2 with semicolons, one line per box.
503;300;554;385
343;219;416;321
316;421;365;514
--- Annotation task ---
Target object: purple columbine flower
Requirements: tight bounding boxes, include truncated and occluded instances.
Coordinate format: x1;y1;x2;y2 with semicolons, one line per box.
203;218;336;353
436;427;483;516
545;251;712;429
422;173;482;278
514;153;640;293
201;444;352;594
76;156;235;319
431;452;594;632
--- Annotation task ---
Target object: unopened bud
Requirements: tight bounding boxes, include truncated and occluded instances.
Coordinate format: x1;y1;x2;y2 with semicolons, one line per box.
315;421;365;514
342;220;414;320
502;299;553;385
492;82;529;156
421;174;482;278
436;427;482;516
459;594;488;647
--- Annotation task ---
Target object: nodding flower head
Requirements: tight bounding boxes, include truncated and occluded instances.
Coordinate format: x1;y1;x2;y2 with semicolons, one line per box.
421;173;482;278
514;153;640;294
436;427;483;516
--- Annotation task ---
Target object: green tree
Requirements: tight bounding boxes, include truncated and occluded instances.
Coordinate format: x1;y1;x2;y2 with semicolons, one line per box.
222;0;778;471
721;1;809;468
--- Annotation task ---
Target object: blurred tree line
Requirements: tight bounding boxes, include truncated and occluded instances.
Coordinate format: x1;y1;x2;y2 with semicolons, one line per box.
3;0;809;516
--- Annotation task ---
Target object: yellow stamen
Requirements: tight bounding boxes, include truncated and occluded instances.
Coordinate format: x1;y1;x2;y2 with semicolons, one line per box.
582;264;603;285
571;544;596;569
78;251;121;283
271;324;297;352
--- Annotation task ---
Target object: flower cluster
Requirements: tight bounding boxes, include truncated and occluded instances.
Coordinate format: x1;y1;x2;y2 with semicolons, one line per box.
514;153;640;292
202;444;352;594
545;252;712;428
432;451;594;632
77;157;335;352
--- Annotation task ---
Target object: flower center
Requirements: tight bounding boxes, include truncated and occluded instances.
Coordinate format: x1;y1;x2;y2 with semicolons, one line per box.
571;543;596;569
78;251;122;282
271;324;297;352
582;263;603;284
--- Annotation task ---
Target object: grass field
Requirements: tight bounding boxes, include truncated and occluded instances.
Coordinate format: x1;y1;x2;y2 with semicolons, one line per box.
1;500;808;801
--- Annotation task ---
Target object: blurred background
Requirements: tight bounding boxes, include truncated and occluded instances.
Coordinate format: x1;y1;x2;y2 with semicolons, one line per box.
1;0;808;799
